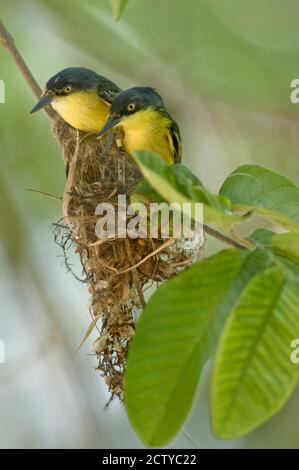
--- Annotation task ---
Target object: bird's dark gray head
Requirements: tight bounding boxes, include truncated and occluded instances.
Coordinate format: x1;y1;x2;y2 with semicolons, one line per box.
46;67;100;95
97;87;165;138
30;67;118;114
109;87;165;117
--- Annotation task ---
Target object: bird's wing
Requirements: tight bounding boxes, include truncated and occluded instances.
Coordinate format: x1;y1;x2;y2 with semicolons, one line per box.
168;118;182;163
97;78;122;105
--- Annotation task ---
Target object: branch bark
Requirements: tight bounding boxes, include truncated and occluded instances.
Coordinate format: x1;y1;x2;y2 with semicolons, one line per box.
0;18;56;120
203;224;253;250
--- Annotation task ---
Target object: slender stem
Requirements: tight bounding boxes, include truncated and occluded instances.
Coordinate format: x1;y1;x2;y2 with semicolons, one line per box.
203;224;253;250
0;18;56;120
26;188;61;202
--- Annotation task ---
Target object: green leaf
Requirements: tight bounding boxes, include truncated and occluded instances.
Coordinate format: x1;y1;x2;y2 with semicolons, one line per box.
272;233;299;264
125;248;272;447
250;230;299;278
133;151;245;229
110;0;129;21
276;256;299;278
131;178;165;204
250;228;274;248
220;165;299;232
211;266;299;440
168;163;203;188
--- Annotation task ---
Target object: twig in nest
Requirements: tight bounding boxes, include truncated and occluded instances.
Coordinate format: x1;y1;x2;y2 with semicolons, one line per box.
119;238;175;275
26;188;61;202
62;130;81;226
124;238;146;308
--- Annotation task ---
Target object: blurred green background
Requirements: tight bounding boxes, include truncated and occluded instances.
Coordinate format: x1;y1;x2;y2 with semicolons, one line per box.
1;0;299;448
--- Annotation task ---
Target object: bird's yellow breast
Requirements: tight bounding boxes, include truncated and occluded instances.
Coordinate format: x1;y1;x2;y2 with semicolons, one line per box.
52;90;110;133
119;109;174;165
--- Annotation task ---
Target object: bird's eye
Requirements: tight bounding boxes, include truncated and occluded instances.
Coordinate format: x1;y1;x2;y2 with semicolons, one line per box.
64;86;72;93
127;103;135;112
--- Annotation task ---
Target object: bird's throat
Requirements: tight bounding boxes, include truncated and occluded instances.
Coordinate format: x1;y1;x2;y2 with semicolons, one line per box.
52;90;110;133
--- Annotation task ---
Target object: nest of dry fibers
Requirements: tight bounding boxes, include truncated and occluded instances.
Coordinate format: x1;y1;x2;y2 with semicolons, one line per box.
52;117;202;403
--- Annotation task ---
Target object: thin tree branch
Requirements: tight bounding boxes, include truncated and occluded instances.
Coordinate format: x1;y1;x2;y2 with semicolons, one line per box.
26;188;61;202
0;18;56;120
203;224;253;250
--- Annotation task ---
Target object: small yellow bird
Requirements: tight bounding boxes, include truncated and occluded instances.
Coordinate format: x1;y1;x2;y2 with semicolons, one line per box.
97;87;181;164
30;67;121;133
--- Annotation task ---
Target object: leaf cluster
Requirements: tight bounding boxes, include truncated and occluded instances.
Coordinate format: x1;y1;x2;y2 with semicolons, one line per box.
125;151;299;445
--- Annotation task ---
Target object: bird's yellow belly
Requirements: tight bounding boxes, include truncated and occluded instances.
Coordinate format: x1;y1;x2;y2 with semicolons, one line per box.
52;91;110;133
120;111;174;165
123;132;172;165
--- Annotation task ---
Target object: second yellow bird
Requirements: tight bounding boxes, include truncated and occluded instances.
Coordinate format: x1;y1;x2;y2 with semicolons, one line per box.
97;87;181;165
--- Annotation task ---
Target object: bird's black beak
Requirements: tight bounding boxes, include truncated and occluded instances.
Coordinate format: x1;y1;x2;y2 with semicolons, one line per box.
30;92;53;114
97;114;121;138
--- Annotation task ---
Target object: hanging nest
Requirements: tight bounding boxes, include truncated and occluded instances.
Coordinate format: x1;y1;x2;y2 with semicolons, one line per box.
51;116;203;402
